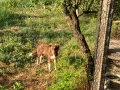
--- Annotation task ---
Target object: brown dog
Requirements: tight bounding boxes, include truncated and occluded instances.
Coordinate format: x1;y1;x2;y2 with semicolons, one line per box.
29;43;60;72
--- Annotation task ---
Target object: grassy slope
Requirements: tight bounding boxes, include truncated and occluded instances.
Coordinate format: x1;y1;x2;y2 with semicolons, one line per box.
0;1;97;90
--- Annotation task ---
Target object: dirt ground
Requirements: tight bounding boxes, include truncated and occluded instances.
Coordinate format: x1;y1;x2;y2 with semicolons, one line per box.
0;62;55;90
108;39;120;60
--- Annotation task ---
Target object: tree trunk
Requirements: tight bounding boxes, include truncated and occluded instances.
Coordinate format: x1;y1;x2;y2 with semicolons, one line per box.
63;0;94;89
93;0;114;90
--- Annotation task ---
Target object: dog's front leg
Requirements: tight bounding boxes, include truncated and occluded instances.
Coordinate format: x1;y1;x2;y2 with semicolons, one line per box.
36;57;39;65
39;55;43;64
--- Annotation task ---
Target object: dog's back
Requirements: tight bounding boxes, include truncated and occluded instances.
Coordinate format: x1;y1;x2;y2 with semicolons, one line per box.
37;43;59;60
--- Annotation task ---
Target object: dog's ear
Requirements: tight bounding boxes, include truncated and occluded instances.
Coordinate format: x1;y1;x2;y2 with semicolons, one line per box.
38;42;42;45
55;44;60;46
49;44;52;47
55;44;60;50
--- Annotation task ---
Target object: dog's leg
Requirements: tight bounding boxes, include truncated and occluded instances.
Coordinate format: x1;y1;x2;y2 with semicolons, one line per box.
48;60;51;72
39;55;43;64
36;57;39;64
54;59;56;70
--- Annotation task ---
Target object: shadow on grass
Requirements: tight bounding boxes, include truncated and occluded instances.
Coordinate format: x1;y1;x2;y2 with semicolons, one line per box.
4;30;72;45
0;11;26;29
69;55;84;69
0;10;72;41
42;30;72;39
0;10;72;49
0;10;43;29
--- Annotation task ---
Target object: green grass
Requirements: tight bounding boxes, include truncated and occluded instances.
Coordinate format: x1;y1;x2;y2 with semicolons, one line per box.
0;0;97;89
0;81;24;90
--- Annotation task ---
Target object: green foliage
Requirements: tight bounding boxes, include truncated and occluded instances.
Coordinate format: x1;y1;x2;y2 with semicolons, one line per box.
13;81;24;90
48;63;87;90
80;14;96;51
40;0;63;5
0;8;13;28
47;40;87;90
0;85;9;90
111;23;120;39
0;0;40;8
0;0;97;89
0;32;33;67
48;70;76;90
114;0;120;20
0;0;119;90
48;59;87;90
0;82;24;90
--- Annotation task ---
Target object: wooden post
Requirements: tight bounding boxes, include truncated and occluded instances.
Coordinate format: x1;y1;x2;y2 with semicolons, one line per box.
92;0;114;90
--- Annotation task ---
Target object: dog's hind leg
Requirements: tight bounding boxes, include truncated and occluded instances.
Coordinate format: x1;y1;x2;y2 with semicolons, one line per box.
54;59;56;70
48;60;51;72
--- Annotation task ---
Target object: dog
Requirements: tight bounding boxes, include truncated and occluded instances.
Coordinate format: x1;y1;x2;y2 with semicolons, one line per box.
29;43;60;72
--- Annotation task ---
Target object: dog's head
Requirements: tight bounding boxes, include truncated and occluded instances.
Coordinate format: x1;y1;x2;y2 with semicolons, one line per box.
49;44;60;57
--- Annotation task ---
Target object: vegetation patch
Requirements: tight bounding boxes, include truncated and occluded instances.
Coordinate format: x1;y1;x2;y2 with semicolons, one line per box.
0;0;111;89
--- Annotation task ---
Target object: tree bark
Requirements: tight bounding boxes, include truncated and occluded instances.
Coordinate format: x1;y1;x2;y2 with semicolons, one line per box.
93;0;114;90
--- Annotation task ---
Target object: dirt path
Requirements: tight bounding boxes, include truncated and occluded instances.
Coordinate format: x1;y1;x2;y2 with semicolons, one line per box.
108;39;120;60
0;63;55;90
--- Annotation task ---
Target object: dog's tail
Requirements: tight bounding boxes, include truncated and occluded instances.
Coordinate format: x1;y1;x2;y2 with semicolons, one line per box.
29;52;33;56
29;49;37;58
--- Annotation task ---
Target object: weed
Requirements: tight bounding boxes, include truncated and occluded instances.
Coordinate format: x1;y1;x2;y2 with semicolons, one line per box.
13;81;24;90
111;23;120;39
0;85;9;90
